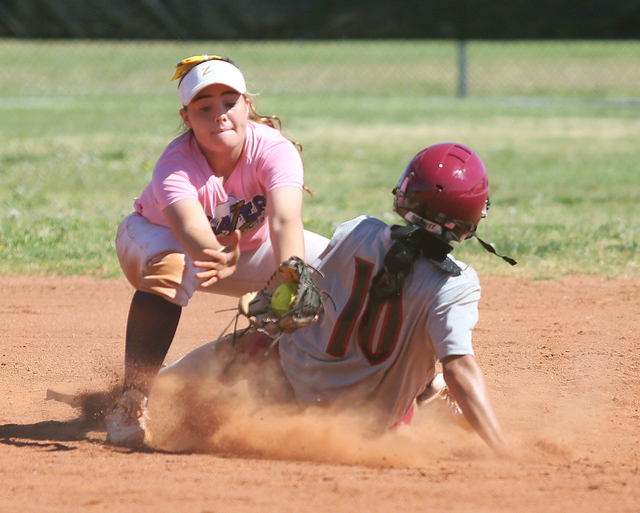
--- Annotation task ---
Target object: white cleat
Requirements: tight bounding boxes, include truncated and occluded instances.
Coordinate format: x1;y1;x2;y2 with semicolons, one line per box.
105;388;149;448
417;373;469;428
416;373;448;406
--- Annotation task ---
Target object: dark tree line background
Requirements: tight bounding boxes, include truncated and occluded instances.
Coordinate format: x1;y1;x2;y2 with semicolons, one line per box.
1;0;639;39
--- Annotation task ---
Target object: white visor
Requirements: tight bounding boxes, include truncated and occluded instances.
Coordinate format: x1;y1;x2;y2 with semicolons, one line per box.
179;60;247;106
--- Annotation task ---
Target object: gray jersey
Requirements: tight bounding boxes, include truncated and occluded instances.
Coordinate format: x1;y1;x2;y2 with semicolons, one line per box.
278;216;480;430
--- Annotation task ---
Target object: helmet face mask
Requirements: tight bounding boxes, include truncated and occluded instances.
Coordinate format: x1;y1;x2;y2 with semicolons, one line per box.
393;143;490;243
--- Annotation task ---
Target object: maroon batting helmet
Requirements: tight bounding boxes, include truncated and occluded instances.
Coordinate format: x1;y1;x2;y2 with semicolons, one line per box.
393;142;490;243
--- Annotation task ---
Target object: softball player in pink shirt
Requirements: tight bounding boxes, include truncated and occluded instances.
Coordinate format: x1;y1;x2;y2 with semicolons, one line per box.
106;55;329;446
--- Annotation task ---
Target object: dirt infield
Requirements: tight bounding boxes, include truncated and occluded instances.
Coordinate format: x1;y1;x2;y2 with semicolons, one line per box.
1;274;638;513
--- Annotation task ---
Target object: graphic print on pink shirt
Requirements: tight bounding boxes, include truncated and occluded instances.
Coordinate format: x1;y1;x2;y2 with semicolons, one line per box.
208;194;267;237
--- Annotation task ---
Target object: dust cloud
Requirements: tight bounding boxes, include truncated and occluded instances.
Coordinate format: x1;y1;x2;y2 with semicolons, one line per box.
144;371;495;467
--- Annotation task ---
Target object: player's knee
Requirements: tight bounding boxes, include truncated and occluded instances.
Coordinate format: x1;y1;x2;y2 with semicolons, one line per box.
138;252;193;306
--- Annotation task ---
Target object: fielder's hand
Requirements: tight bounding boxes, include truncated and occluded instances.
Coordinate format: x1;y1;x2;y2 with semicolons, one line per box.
194;230;241;287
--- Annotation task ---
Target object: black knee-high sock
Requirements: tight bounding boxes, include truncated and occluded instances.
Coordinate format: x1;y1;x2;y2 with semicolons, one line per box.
123;290;182;394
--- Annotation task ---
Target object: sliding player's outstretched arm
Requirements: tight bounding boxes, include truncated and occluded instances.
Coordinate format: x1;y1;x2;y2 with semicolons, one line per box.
442;354;509;456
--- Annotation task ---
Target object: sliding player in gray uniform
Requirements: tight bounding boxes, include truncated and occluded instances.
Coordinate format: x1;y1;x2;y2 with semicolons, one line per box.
150;142;516;455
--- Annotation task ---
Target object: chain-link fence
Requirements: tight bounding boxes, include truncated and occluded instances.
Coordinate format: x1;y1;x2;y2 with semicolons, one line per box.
1;39;639;101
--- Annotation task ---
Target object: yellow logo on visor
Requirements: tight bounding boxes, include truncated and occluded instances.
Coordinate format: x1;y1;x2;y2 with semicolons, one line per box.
171;55;223;82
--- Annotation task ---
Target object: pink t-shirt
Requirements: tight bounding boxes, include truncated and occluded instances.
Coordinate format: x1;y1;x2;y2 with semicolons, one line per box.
134;121;304;251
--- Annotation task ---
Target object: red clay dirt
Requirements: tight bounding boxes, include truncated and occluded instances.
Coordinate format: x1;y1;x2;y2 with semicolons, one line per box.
0;274;638;513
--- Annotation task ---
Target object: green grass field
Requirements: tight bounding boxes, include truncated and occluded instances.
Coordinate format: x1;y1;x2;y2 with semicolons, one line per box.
1;39;639;279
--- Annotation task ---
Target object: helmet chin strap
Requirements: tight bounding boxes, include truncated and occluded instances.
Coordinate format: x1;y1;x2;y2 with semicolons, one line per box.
398;206;518;266
389;224;462;276
474;235;518;266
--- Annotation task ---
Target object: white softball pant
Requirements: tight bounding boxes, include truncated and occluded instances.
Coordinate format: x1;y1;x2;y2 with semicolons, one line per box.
116;212;330;306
